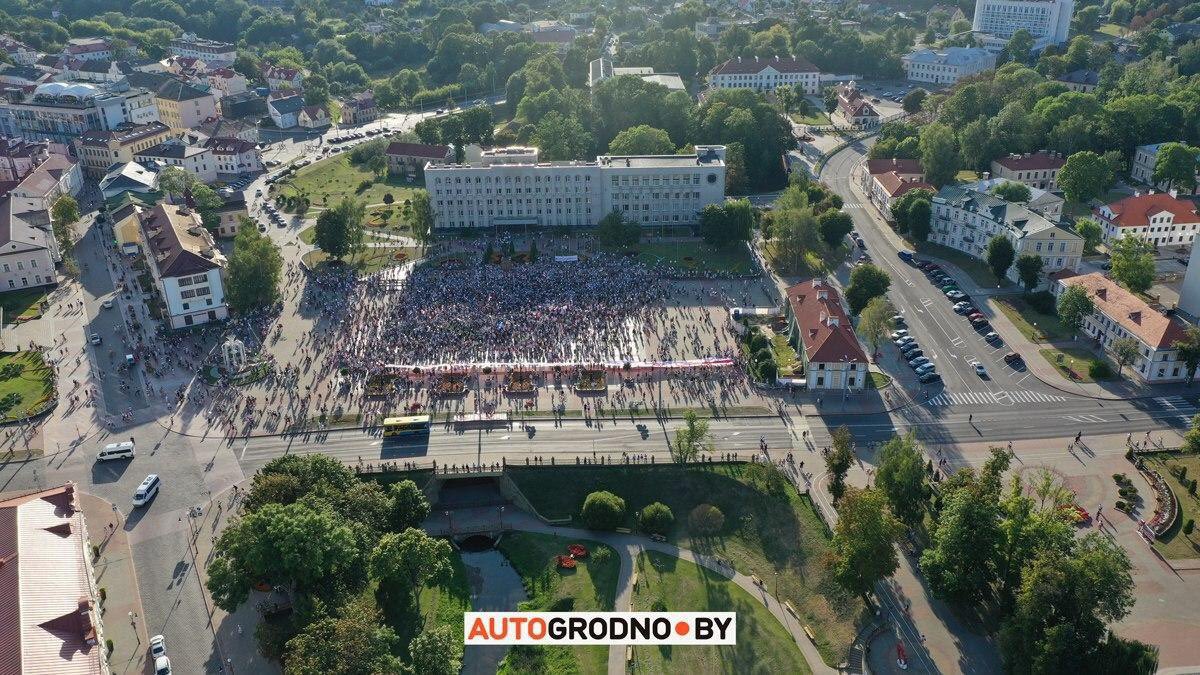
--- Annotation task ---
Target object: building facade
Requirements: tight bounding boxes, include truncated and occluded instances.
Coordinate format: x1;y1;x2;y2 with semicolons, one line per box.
0;81;159;144
169;34;236;66
0;137;49;181
902;47;996;84
1055;68;1099;92
125;72;218;132
707;56;821;94
386;142;452;177
136;202;228;329
784;278;869;391
134;139;217;183
203;137;262;178
972;0;1074;51
7;154;83;215
835;81;881;127
426;146;726;230
339;91;377;125
990;151;1066;191
1094;192;1200;247
1130;143;1200;195
932;185;1082;286
964;177;1064;221
74;121;173;178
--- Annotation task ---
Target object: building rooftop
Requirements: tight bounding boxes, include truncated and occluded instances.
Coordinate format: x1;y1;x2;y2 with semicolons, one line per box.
1098;192;1200;227
992;151;1066;172
138;202;225;277
124;71;211;102
136;139;208;160
268;94;304;115
711;55;819;75
1053;271;1187;347
785;279;868;365
13;154;76;197
386;142;451;159
904;47;994;65
1056;68;1099;86
874;171;934;198
865;158;923;176
202;136;257;154
99;161;159;195
77;121;170;148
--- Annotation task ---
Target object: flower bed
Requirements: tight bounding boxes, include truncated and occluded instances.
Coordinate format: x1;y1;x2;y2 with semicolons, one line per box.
555;554;577;569
567;543;588;558
505;371;536;394
575;369;607;392
433;374;468;397
364;374;396;398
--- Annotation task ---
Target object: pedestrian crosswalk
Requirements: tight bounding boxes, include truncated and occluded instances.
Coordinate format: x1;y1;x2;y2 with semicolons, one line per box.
843;202;865;209
926;390;1068;406
1154;396;1198;424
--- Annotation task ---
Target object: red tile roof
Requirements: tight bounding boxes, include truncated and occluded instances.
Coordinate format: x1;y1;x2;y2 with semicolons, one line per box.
993;152;1066;172
710;55;819;75
865;158;923;176
1055;272;1187;348
1097;192;1200;228
786;279;868;365
873;171;934;199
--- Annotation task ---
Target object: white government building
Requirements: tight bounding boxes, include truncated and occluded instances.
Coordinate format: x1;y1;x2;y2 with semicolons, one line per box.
972;0;1074;51
902;48;996;84
425;146;727;230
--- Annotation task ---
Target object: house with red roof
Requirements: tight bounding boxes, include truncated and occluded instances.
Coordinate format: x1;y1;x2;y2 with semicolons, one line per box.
1094;191;1200;248
862;158;931;221
835;81;880;128
707;55;822;95
784;279;869;391
1051;270;1197;382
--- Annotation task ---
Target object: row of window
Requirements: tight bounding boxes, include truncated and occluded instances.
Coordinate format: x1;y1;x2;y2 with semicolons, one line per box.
180;286;211;299
1;259;38;272
6;275;45;288
177;273;208;286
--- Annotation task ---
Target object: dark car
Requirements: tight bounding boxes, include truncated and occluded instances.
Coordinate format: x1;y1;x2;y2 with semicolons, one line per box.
918;371;941;384
1004;351;1023;364
857;239;867;249
901;348;923;360
971;317;990;328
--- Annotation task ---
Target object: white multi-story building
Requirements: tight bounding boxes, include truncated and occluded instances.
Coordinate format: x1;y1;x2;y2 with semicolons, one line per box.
990;151;1067;191
7;154;83;217
134;138;217;183
0;34;39;65
707;56;821;94
1094;192;1200;247
426;146;726;230
1130;143;1200;195
902;47;996;84
169;33;237;66
972;0;1074;51
964;177;1064;221
203;137;263;178
0;194;59;292
1052;271;1198;383
931;185;1082;287
136;202;228;329
0;81;159;144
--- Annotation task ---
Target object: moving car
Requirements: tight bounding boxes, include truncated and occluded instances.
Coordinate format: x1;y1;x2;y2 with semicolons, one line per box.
101;299;114;309
973;361;988;377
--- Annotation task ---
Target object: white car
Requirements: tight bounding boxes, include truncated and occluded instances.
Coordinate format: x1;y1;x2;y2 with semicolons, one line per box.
89;333;101;345
973;361;988;376
890;329;909;340
150;634;166;659
101;299;114;309
154;655;172;675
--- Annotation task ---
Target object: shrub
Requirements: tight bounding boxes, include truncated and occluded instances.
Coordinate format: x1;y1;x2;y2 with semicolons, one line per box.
383;193;395;204
581;491;626;531
688;503;725;535
1180;465;1189;481
1186;519;1195;535
743;463;788;496
639;502;674;535
591;546;612;568
1190;479;1197;496
650;596;668;612
355;179;374;193
1125;448;1134;461
749;332;769;352
105;638;113;654
1088;359;1114;379
757;360;778;382
1115;499;1128;511
1024;290;1057;314
753;347;773;364
91;544;100;559
98;587;106;602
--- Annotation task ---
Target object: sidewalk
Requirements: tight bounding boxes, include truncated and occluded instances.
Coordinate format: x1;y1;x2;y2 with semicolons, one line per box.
80;492;150;675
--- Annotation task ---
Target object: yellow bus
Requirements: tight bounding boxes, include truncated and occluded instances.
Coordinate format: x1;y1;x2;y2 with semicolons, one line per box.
382;415;432;437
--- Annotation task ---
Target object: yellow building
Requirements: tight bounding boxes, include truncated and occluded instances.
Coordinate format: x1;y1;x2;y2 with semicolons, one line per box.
74;122;173;178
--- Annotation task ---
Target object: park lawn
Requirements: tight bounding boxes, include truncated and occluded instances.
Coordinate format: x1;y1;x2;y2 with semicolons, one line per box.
507;465;866;666
1144;452;1200;560
1096;23;1127;37
770;334;799;376
0;289;47;323
790;111;830;126
631;550;811;675
496;532;620;675
867;370;892;389
915;241;1011;289
1037;346;1117;383
994;297;1071;342
631;241;758;275
302;246;421;274
379;547;472;658
0;351;54;421
285;155;419;211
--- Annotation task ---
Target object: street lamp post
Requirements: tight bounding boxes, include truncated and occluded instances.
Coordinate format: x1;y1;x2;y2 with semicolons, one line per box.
445;510;453;534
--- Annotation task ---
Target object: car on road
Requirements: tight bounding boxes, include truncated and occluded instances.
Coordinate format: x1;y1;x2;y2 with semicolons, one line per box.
973;361;988;377
89;333;101;345
1004;351;1023;365
898;249;915;263
890;329;909;340
101;299;114;309
984;331;1001;343
857;239;866;249
919;371;942;383
895;335;916;347
915;362;937;375
150;635;166;659
909;356;931;368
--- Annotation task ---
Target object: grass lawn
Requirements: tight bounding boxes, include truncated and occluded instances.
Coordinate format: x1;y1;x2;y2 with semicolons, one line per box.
1037;346;1117;383
995;297;1071;342
629;241;758;275
915;241;1011;289
1096;23;1127;37
496;532;620;675
631;550;811;675
0;351;55;422
301;246;421;274
379;547;472;658
790;111;830;126
1144;452;1200;560
770;333;799;376
507;465;866;665
0;289;47;323
867;370;892;388
283;155;419;212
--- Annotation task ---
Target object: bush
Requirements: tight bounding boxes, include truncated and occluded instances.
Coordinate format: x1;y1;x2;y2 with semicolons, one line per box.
749;331;768;352
687;503;725;535
1190;479;1197;496
1180;465;1189;481
1186;519;1195;535
1088;359;1114;379
98;587;106;602
1125;448;1134;461
581;491;626;531
383;193;395;204
1115;500;1128;511
639;502;675;535
355;179;374;194
105;638;113;654
1024;291;1057;314
591;546;612;568
650;596;668;612
753;347;773;364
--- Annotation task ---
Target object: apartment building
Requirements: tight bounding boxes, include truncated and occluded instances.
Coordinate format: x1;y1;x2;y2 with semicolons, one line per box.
425;145;726;230
0;137;49;181
205;68;249;101
64;37;113;61
170;33;237;66
0;81;159;144
211;188;249;237
1052;270;1198;383
902;47;996;84
0;34;39;65
931;185;1082;286
784;278;869;391
0;195;59;291
6;154;83;216
74;121;173;178
707;56;822;94
125;71;218;132
339;91;377;125
386;142;452;177
1094;191;1200;247
136;202;228;329
862;158;926;219
262;64;304;91
990;151;1066;191
973;0;1074;51
1130;143;1200;195
203;137;262;178
134;138;217;183
965;177;1064;221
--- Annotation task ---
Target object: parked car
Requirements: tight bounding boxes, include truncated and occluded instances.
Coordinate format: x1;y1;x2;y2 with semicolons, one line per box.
953;301;972;313
901;345;922;358
915;362;937;375
150;635;166;659
898;249;915;263
919;371;942;383
890;329;909;340
984;331;1001;343
857;239;867;249
892;314;906;326
1004;351;1023;364
967;311;984;321
155;655;172;675
909;356;931;368
895;335;916;347
971;317;990;328
947;290;967;300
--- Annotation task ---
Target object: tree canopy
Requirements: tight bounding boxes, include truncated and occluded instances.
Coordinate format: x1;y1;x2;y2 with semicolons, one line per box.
226;223;283;314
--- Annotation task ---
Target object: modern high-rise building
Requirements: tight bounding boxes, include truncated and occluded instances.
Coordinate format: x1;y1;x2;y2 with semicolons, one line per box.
972;0;1074;52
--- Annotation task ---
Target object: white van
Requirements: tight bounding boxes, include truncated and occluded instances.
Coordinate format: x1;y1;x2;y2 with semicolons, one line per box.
132;474;160;508
97;441;135;462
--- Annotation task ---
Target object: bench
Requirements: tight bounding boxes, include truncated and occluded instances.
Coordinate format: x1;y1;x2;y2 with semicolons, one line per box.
785;601;799;618
803;625;817;643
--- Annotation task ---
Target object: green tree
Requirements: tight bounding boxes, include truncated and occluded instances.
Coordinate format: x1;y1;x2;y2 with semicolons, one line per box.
226;223;283;314
902;89;927;114
700;200;753;246
388;480;431;532
284;595;401;675
998;534;1135;674
1014;253;1044;292
368;528;453;614
672;410;713;464
1058;151;1114;203
919;123;960;187
829;487;903;595
1109;235;1155;293
314;198;366;261
533;112;591;161
892;188;935;234
1056;284;1095;335
920;479;1002;603
581;491;626;530
607;125;675;155
827;426;855;504
407;626;463;675
845;263;892;315
1074;218;1103;255
1004;29;1035;64
858;296;897;356
1151;143;1199;193
595;210;641;248
817;210;854;249
189;183;225;232
409;189;434;251
875;434;928;529
907;199;933;242
1111;337;1141;377
1171;326;1200;385
157;165;195;199
991;181;1032;203
50;195;80;258
987;235;1016;283
639;502;675;535
303;73;330;107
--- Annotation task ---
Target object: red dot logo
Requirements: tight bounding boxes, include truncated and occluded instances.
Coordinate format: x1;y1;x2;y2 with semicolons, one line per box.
675;621;690;636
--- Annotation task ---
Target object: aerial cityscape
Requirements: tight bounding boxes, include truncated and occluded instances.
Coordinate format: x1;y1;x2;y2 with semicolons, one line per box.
1;0;1200;673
